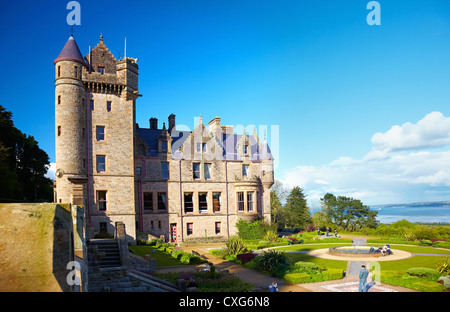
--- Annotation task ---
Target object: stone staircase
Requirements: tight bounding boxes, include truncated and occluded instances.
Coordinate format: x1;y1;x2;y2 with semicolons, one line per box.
86;238;179;292
89;239;121;268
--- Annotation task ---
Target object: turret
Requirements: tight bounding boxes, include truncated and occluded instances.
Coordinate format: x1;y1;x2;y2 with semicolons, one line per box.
54;35;87;204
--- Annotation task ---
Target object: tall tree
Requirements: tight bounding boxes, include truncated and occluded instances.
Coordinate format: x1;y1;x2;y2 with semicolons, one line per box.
320;193;377;230
270;180;289;228
285;186;311;229
0;105;53;202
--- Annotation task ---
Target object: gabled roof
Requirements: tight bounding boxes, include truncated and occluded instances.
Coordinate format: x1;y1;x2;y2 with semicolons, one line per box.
54;35;86;65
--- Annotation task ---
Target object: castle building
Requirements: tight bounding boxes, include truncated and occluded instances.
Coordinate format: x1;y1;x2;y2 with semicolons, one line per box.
54;35;274;243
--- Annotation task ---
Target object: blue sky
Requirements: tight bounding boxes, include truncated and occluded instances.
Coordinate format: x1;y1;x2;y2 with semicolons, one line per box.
1;0;450;206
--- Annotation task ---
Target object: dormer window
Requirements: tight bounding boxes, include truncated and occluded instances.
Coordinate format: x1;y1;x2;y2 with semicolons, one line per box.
244;144;248;155
161;141;168;152
98;67;105;75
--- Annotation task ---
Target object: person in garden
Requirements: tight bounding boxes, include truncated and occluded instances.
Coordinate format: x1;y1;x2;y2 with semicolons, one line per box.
269;281;278;292
359;265;369;292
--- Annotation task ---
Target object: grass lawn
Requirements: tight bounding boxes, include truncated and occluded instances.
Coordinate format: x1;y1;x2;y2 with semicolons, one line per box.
370;255;448;271
129;246;186;267
284;252;348;271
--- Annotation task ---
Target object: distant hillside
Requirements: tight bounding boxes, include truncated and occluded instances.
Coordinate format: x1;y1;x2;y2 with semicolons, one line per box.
371;201;450;209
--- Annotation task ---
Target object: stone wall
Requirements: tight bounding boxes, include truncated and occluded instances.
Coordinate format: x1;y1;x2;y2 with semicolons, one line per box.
0;203;75;292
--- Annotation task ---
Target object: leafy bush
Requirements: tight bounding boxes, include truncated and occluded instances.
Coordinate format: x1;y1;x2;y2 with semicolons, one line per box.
294;261;319;271
406;267;440;279
171;249;185;260
263;230;279;243
285;273;311;284
321;268;344;280
236;219;277;240
226;235;247;256
255;250;291;277
436;257;450;275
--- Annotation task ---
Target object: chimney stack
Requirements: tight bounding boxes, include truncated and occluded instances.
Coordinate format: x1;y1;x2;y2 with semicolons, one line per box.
150;118;158;130
168;114;176;133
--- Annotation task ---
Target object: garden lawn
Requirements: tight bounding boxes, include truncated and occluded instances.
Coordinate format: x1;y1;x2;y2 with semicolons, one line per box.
129;246;186;267
370;255;448;271
284;253;348;271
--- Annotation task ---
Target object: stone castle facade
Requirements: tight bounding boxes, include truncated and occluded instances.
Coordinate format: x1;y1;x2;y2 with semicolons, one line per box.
54;35;274;243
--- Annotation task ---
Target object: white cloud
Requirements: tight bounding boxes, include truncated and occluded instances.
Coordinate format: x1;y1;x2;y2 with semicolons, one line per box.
370;111;450;152
281;112;450;205
45;163;56;181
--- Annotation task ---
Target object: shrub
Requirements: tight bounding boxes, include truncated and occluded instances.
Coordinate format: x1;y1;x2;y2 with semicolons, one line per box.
255;250;290;277
171;249;185;260
258;240;269;245
263;230;279;243
284;273;311;284
436;257;450;275
406;267;440;280
321;269;344;280
226;235;247;256
180;253;193;263
294;261;319;271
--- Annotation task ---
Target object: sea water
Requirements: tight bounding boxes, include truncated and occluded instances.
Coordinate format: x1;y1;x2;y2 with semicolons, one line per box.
371;202;450;224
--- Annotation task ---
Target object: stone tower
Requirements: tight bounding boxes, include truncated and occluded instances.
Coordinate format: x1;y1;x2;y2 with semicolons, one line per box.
82;35;139;240
54;35;88;205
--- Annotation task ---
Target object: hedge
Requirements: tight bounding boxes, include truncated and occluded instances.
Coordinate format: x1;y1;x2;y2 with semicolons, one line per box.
284;273;311;284
406;267;440;280
321;269;344;281
294;261;319;271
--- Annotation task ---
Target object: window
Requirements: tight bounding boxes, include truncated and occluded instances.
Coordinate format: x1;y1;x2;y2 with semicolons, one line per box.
187;223;193;236
237;192;245;212
97;191;107;211
213;192;221;212
57;66;61;77
158;220;161;229
184;193;193;213
96;155;106;173
161;162;169;180
199;193;208;213
161;141;168;152
150;221;154;230
157;193;167;211
82;128;85;138
143;192;153;211
57;126;61;136
244;144;248;155
247;192;254;212
98;67;105;75
90;100;94;111
196;143;206;153
58;95;61;104
136;167;141;175
96;126;105;141
242;164;249;177
215;222;221;234
204;163;211;180
193;163;200;180
107;101;112;112
83;158;86;169
74;66;78;77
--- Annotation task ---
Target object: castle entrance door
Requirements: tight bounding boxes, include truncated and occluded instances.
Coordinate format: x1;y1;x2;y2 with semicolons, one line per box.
170;223;177;242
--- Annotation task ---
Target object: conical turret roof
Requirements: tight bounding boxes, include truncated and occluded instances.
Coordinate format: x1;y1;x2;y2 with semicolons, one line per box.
54;35;86;65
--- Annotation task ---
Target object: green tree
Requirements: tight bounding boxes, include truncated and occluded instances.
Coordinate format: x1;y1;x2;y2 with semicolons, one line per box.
320;193;377;230
0;105;53;202
285;186;311;229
